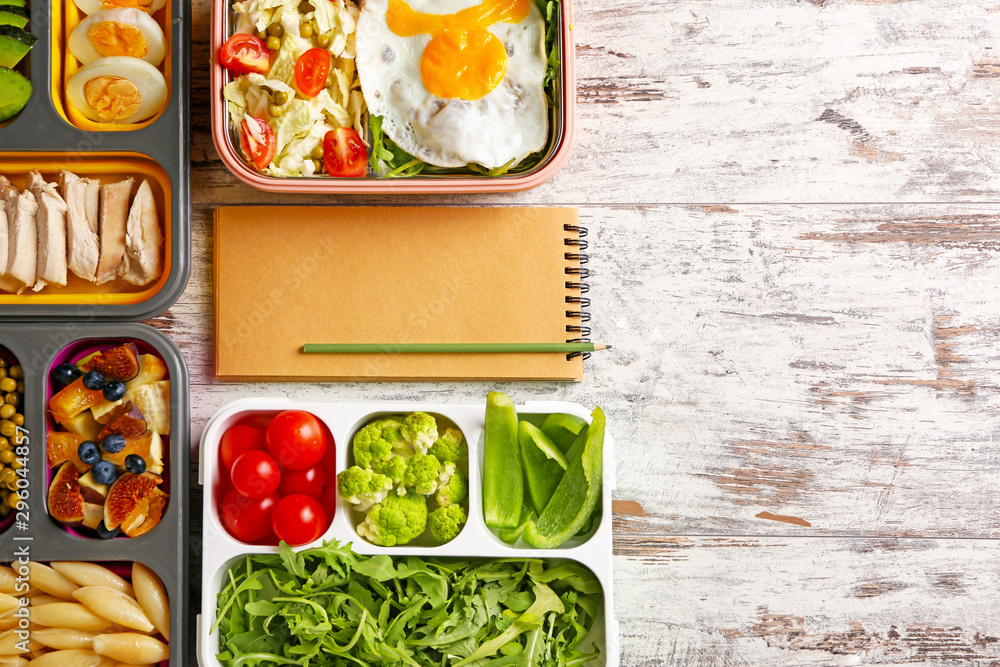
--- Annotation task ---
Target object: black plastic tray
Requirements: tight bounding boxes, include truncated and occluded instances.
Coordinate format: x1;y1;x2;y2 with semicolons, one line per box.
0;1;190;321
0;322;188;666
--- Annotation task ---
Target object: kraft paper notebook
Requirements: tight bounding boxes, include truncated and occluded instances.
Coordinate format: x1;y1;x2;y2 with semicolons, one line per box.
214;206;589;382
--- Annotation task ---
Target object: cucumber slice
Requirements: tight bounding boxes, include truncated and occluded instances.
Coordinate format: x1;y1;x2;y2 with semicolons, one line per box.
0;25;36;69
0;66;30;122
0;0;27;9
0;7;27;29
539;412;587;453
519;421;568;514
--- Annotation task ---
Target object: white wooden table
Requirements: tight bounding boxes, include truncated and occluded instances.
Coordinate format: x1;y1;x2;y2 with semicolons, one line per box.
184;0;1000;662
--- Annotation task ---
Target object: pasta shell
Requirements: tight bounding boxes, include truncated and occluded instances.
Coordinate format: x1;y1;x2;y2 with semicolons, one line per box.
91;634;167;664
26;649;102;667
26;564;78;601
131;565;168;641
30;603;111;632
50;564;133;599
30;628;95;651
71;588;153;634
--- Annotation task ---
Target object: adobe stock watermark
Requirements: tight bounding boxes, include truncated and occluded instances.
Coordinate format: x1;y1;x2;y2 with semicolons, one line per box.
8;423;32;653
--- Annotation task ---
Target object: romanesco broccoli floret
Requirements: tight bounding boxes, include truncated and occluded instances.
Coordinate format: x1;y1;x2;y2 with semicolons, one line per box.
356;491;428;546
353;418;405;469
435;468;467;508
337;466;393;512
374;455;408;488
429;504;467;543
402;453;443;495
428;428;467;464
401;412;438;454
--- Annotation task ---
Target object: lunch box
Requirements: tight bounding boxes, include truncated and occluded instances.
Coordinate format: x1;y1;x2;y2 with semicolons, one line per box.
0;0;190;320
197;398;619;666
0;322;189;666
210;0;576;193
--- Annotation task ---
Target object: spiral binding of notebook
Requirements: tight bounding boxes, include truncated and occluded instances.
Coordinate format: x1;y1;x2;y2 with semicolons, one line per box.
564;223;591;361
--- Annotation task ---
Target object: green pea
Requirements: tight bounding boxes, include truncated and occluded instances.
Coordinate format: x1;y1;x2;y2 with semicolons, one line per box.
268;104;283;117
273;91;290;106
300;23;314;38
317;32;332;48
267;23;284;37
266;35;281;51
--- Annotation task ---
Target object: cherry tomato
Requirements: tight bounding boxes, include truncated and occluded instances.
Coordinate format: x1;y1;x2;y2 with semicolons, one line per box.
219;33;270;75
219;424;266;471
323;128;366;177
265;411;328;470
294;48;331;98
239;116;276;171
220;490;278;543
271;494;327;546
230;449;282;499
278;464;329;498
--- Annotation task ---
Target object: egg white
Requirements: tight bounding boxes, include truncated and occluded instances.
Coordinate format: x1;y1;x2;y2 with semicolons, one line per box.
356;0;549;169
67;56;169;123
69;8;166;66
73;0;167;15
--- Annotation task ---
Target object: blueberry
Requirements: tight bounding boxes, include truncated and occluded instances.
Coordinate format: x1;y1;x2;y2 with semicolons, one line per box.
53;363;82;385
101;434;127;454
91;460;118;486
95;520;119;539
103;380;127;402
77;440;101;466
82;370;106;391
124;454;146;475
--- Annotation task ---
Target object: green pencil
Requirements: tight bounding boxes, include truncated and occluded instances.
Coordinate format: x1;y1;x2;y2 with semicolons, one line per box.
302;342;611;354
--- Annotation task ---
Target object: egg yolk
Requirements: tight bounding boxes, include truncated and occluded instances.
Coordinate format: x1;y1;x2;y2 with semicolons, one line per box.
87;21;149;59
386;0;529;100
84;76;143;121
101;0;157;10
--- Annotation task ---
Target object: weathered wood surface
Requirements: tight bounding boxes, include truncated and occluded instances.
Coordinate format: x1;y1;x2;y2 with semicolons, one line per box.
191;0;1000;205
181;0;1000;663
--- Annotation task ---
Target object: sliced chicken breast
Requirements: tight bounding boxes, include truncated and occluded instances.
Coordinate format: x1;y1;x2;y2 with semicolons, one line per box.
27;170;68;291
0;176;14;289
60;171;101;282
0;185;38;294
119;179;163;287
95;177;133;285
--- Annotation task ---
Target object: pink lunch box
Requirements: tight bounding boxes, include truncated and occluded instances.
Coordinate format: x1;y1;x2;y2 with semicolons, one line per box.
210;0;576;194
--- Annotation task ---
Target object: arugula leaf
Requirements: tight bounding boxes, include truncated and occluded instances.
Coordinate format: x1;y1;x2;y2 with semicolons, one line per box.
214;540;602;667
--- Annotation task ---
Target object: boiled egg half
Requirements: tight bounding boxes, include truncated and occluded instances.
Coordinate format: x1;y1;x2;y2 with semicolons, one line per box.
73;0;167;15
67;56;168;123
69;7;166;66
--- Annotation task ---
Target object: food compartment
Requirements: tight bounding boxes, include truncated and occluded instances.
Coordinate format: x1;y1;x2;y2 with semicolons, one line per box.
45;338;173;539
0;151;173;305
340;410;471;549
0;345;24;535
51;0;173;131
208;409;336;547
480;403;605;551
210;0;574;193
204;550;608;667
0;0;36;128
0;560;171;665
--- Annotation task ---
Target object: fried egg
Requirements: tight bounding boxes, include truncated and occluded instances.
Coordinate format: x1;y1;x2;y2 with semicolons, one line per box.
356;0;549;169
73;0;167;15
69;7;166;66
67;56;168;123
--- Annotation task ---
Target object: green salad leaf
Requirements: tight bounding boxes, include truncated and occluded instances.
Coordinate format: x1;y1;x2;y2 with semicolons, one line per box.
214;540;602;666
